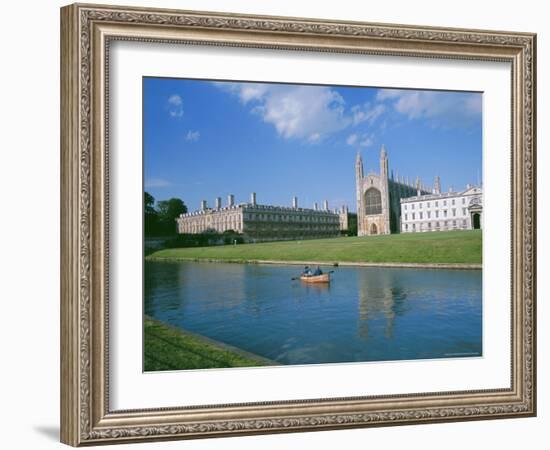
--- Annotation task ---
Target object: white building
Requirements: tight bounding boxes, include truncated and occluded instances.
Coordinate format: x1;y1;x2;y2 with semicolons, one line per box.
400;184;482;233
176;193;342;241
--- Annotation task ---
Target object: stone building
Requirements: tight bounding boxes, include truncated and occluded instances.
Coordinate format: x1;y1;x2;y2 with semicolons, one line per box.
176;193;342;241
337;205;357;236
355;146;430;236
400;184;483;233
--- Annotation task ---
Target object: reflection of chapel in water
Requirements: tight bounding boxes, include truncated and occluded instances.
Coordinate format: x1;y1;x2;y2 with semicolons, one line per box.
357;269;407;339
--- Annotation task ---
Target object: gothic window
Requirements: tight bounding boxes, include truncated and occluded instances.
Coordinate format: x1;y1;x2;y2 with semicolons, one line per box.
364;188;382;215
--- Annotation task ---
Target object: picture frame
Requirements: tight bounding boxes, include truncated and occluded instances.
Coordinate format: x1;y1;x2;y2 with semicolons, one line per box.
60;2;536;446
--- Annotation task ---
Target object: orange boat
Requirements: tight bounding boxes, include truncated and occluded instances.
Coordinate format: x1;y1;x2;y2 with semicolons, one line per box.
300;273;330;283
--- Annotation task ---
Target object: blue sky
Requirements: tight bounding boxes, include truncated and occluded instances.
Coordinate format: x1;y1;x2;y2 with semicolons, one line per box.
143;77;482;213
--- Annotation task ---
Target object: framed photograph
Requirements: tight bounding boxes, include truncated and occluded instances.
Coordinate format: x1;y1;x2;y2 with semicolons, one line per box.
60;3;536;446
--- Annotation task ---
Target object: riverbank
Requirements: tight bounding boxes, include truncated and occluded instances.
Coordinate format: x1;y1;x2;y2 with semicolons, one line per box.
147;230;482;267
144;316;277;371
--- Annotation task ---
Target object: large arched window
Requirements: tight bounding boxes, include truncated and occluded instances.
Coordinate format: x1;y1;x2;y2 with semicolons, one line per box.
364;188;382;215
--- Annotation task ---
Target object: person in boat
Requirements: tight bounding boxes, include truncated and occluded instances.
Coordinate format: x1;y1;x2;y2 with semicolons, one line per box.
302;266;312;276
313;266;323;276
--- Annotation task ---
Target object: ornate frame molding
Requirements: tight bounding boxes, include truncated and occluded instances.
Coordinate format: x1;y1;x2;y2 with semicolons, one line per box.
60;3;536;446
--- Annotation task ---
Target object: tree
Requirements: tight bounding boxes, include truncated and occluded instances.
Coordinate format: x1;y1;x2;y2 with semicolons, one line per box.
157;198;188;235
143;192;159;236
144;191;155;214
144;192;159;236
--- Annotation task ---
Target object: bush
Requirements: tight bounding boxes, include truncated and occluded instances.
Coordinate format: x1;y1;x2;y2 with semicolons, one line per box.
164;232;244;249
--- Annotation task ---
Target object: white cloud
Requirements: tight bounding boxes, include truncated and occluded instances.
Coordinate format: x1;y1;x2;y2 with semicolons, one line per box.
167;94;183;118
359;135;374;148
216;82;351;143
238;84;269;103
351;103;385;126
145;178;171;188
376;89;481;127
217;82;482;142
346;132;374;148
185;130;200;142
346;134;358;145
376;89;402;101
308;133;321;144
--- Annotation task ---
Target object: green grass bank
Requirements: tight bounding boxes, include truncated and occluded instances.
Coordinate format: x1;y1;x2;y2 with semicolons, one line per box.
144;317;275;371
147;230;482;265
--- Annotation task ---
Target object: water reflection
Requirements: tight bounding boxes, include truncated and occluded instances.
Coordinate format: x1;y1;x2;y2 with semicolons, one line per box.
145;261;482;366
356;269;408;339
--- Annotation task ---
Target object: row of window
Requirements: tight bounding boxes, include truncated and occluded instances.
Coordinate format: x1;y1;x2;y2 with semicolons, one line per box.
180;213;338;225
403;219;468;231
180;218;241;226
403;208;468;221
244;213;338;223
246;224;338;230
403;197;466;211
179;224;242;232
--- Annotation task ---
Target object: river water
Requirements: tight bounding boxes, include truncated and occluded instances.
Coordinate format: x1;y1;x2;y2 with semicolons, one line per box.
145;261;482;367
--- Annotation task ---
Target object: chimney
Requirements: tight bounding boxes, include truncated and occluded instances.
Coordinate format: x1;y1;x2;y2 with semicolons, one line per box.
215;197;221;209
200;200;207;211
323;200;329;211
227;194;234;207
292;196;298;209
466;183;472;189
314;202;318;211
250;192;257;206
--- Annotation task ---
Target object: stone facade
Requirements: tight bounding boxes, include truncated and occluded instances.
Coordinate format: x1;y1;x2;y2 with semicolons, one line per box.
355;146;430;236
176;193;342;241
400;185;483;233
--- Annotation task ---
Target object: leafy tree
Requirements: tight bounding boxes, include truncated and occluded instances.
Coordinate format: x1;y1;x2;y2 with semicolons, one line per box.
144;191;155;214
157;198;188;235
144;191;159;236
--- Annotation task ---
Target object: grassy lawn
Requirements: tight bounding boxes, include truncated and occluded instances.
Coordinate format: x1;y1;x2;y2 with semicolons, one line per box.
144;317;272;371
148;230;482;265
